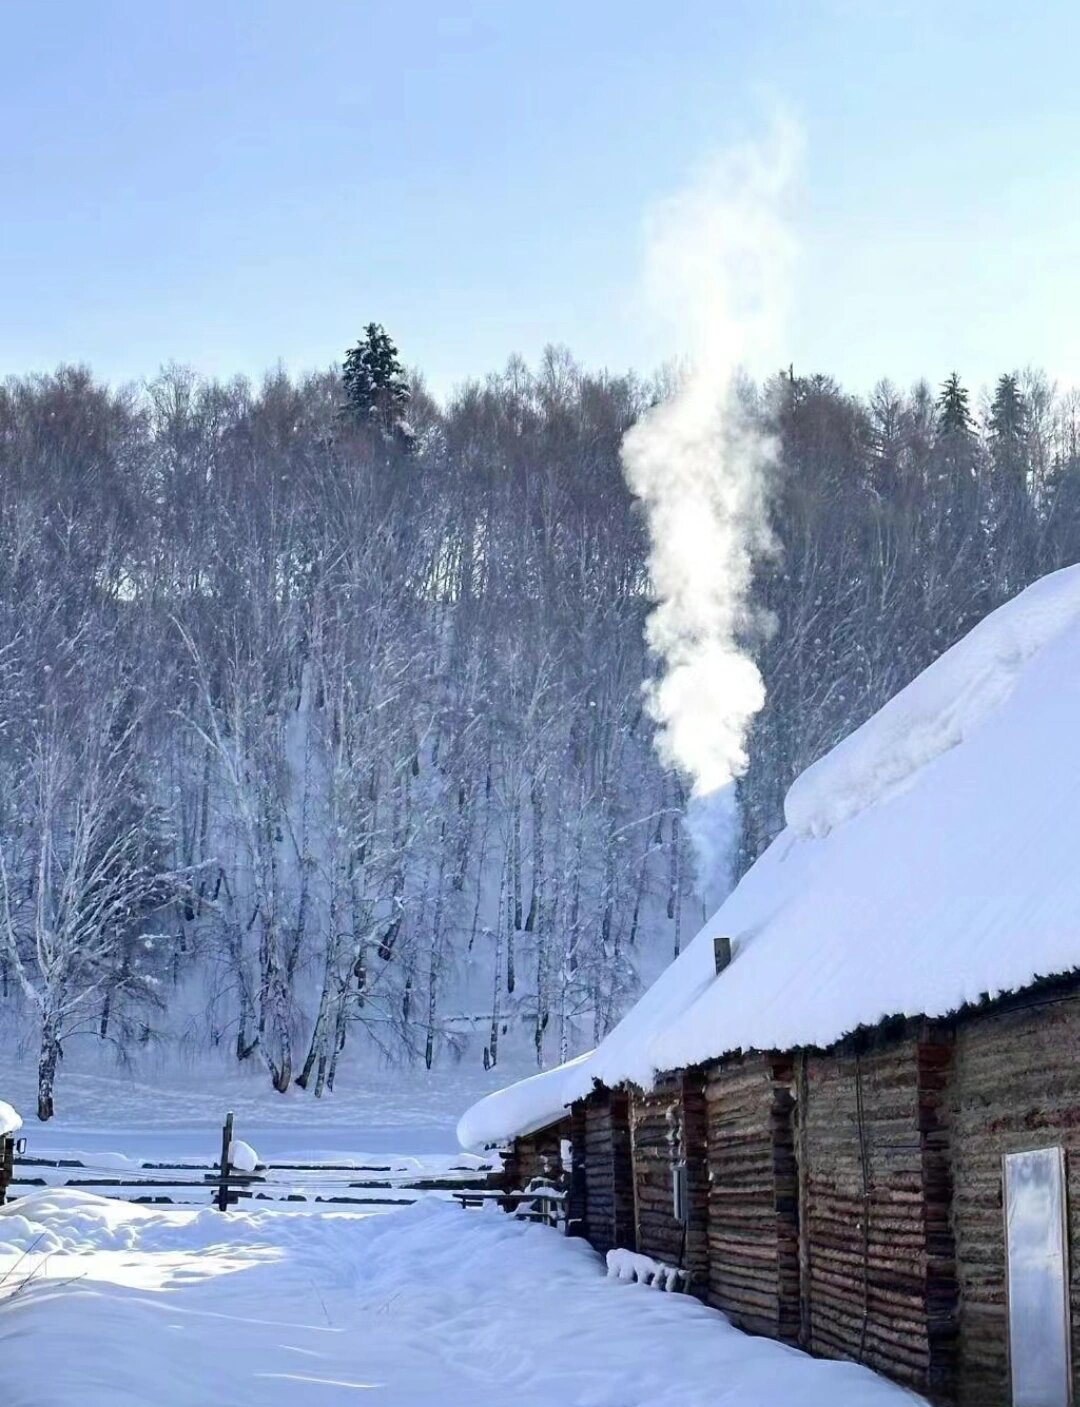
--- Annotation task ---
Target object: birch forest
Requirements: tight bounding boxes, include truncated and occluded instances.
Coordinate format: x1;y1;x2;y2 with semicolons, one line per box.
2;340;1079;1118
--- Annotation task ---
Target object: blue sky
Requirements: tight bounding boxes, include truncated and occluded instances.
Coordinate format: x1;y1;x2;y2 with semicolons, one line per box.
3;0;1079;400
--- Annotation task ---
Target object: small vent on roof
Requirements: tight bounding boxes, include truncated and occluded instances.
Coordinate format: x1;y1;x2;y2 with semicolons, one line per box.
714;934;732;975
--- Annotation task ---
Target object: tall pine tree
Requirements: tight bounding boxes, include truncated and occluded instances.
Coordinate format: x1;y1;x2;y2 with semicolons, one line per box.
937;371;972;435
342;324;411;441
987;372;1031;597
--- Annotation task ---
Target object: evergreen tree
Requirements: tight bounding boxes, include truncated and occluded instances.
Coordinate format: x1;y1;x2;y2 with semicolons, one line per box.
989;373;1027;452
986;373;1032;596
937;371;972;436
342;323;411;439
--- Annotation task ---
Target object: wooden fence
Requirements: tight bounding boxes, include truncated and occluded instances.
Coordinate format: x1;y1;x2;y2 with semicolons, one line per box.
8;1113;500;1210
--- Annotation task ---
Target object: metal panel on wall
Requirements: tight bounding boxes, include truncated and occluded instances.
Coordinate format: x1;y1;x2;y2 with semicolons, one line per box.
1004;1147;1072;1407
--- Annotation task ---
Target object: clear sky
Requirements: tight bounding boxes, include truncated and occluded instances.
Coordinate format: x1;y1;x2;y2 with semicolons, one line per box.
3;0;1079;401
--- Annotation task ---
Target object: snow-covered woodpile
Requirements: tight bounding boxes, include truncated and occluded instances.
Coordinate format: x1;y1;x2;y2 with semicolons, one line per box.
465;569;1080;1407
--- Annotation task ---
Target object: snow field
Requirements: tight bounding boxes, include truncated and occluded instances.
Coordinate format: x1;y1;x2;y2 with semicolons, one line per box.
0;1190;925;1406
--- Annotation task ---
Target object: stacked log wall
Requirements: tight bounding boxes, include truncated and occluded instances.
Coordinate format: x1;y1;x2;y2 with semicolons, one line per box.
799;1035;956;1399
681;1067;711;1289
581;1088;636;1256
629;1075;685;1269
948;992;1080;1407
704;1054;800;1340
505;1120;569;1195
567;1100;589;1239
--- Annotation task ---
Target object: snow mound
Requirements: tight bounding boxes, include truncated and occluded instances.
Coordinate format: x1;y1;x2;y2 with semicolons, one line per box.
0;1100;23;1135
607;1248;688;1291
786;565;1080;838
86;1151;143;1171
228;1139;260;1173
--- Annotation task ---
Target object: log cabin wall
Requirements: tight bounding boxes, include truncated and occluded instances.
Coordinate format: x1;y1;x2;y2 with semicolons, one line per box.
947;991;1080;1407
629;1075;684;1268
798;1034;957;1400
681;1067;711;1289
567;1100;589;1239
704;1053;800;1340
627;1071;708;1286
505;1120;569;1194
580;1087;636;1256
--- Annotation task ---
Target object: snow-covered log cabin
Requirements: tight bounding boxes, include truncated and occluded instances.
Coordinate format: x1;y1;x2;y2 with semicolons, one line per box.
459;565;1080;1407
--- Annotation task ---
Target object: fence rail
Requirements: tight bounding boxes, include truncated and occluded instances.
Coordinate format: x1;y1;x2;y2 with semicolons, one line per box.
6;1112;500;1210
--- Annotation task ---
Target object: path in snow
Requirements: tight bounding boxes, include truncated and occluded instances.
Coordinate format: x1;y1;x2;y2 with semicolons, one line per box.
0;1191;926;1407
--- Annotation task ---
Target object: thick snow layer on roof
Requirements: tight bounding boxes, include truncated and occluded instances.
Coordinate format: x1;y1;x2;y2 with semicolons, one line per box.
457;1050;595;1149
0;1101;23;1136
464;565;1080;1142
786;565;1080;839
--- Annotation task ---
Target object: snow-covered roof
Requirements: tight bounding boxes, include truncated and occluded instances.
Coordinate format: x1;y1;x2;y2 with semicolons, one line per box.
0;1101;22;1137
456;1051;593;1149
460;565;1080;1148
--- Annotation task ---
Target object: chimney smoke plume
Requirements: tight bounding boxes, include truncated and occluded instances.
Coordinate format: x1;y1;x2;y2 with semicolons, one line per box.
621;118;799;892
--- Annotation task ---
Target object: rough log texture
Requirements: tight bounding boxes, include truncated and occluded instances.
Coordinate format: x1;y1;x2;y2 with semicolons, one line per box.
578;1087;636;1256
799;1033;957;1401
627;1071;708;1288
504;1119;569;1196
948;992;1080;1407
704;1053;800;1341
567;1100;589;1239
629;1075;685;1269
682;1067;711;1289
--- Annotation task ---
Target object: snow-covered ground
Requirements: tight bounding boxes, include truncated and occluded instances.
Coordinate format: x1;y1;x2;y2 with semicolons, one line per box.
0;1190;925;1406
0;1064;506;1212
2;1053;531;1163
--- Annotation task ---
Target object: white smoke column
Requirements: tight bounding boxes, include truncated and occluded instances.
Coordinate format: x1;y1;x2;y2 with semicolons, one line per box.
622;122;799;859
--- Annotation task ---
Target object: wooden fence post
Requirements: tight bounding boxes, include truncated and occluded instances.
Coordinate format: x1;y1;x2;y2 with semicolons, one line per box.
217;1111;234;1212
0;1135;12;1206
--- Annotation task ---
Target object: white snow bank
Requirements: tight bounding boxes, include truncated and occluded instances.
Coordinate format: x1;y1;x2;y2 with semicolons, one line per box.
0;1100;22;1136
228;1139;259;1173
467;565;1080;1131
786;565;1080;838
0;1191;923;1406
456;1049;596;1150
84;1151;143;1171
607;1247;688;1291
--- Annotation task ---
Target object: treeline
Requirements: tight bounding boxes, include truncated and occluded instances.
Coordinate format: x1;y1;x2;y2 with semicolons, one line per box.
0;339;1077;1118
0;342;676;1118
